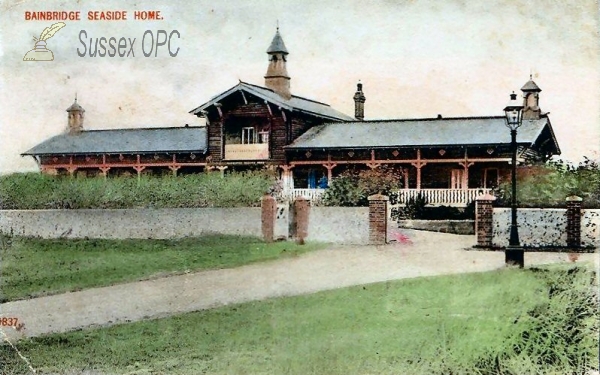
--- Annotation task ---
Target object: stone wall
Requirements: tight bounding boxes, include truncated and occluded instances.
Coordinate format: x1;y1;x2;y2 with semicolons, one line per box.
0;208;262;239
306;207;369;244
491;208;599;248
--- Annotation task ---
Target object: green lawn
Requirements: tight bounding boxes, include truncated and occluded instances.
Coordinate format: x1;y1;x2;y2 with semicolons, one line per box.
0;235;324;302
1;267;596;375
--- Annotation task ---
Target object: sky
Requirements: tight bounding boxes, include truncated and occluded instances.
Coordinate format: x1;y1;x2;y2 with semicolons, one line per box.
0;0;598;173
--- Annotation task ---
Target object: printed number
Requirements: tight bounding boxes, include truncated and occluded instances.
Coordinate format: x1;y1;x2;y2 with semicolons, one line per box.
0;317;18;326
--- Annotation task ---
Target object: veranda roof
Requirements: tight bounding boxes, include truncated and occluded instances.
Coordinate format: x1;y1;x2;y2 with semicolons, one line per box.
286;116;559;152
22;126;207;155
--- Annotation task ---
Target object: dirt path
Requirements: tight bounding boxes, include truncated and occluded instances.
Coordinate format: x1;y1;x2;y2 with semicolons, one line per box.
1;230;597;341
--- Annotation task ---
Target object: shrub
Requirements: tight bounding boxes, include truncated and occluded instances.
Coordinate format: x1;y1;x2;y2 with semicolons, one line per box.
0;170;276;209
399;193;428;219
497;157;600;208
322;174;365;206
323;165;404;206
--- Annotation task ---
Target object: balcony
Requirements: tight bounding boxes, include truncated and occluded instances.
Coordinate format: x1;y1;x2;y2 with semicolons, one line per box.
224;144;269;160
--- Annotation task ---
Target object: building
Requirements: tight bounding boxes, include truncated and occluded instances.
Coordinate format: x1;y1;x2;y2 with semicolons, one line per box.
22;29;560;206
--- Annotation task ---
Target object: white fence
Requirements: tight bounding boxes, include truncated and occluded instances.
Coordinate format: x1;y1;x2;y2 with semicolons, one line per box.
280;188;491;207
280;188;326;204
390;188;492;207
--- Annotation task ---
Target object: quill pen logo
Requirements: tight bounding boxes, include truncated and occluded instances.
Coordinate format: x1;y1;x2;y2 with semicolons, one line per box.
23;22;66;61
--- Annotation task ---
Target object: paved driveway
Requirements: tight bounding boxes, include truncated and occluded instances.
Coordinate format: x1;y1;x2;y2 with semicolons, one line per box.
1;230;597;341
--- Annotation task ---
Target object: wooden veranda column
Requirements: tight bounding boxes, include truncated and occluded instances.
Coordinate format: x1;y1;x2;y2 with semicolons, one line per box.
280;165;294;193
217;166;228;177
99;167;110;179
323;162;337;183
169;166;180;176
459;161;474;189
410;149;425;190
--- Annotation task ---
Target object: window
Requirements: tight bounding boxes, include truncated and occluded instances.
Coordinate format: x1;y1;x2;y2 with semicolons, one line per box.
258;131;269;144
450;169;464;189
242;127;255;144
484;168;499;189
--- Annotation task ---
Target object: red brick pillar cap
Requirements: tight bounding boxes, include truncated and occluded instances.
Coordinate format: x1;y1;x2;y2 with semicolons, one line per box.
368;194;389;201
294;196;308;201
565;195;583;202
476;193;496;201
261;194;275;201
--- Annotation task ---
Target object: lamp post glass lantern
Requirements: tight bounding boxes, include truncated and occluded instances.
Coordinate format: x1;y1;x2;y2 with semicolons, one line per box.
504;92;524;267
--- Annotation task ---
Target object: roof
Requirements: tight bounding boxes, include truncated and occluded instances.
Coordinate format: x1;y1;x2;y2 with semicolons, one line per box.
267;30;288;54
286;116;559;151
22;126;207;155
521;79;541;92
66;100;84;112
189;81;355;122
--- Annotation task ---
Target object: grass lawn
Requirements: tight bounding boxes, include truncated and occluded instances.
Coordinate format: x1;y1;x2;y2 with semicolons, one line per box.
0;235;325;302
1;267;596;374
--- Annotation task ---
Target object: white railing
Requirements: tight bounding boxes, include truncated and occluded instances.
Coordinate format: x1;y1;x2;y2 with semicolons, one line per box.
279;188;327;204
389;188;493;207
280;188;492;207
289;188;327;202
224;144;269;160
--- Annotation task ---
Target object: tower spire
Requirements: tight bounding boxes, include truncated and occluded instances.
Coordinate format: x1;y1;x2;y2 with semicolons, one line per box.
265;27;291;99
521;75;542;120
66;96;85;134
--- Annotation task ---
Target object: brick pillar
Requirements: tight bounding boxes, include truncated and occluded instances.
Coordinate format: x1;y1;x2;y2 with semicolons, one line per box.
368;194;388;245
293;197;310;245
566;195;583;248
475;193;496;247
261;194;276;242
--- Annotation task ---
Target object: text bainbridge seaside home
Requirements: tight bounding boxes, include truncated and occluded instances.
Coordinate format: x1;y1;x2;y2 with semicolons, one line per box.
25;10;164;21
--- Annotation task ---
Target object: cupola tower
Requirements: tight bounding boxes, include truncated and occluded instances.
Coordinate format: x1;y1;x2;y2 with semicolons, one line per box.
66;95;85;134
521;75;542;120
264;28;291;100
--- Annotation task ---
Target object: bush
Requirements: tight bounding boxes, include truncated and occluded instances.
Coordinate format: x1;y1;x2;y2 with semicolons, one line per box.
399;193;428;219
497;157;600;208
0;170;276;209
323;166;403;206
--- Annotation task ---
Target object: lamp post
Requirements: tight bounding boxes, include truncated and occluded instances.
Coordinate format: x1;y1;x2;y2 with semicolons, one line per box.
504;92;524;267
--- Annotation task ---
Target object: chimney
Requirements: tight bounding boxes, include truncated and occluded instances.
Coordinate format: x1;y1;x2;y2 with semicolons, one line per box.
353;82;366;121
66;96;85;134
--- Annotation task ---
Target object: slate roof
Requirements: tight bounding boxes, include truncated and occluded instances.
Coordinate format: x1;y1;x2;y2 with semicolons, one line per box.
190;81;355;122
521;79;541;92
22;127;207;155
287;116;559;151
66;100;84;112
267;30;288;54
